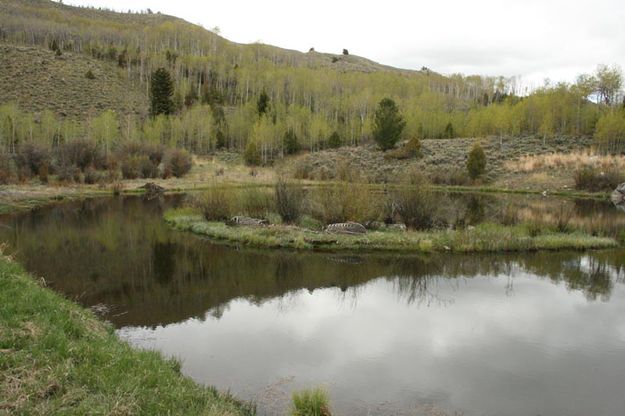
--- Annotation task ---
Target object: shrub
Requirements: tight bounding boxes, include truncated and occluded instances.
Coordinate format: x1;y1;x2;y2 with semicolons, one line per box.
293;159;313;180
467;142;487;180
391;176;436;230
56;139;106;172
244;141;261;166
429;167;472;186
574;166;624;192
240;187;274;218
164;148;193;178
195;187;235;221
117;141;164;179
275;181;304;223
57;164;81;183
311;183;379;224
83;166;103;184
15;143;51;179
291;388;331;416
384;137;421;160
120;155;148;179
0;153;15;184
85;70;96;79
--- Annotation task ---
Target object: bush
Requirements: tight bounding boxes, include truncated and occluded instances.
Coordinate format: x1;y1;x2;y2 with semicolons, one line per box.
0;153;15;184
467;142;487;180
311;183;379;225
391;176;436;229
85;70;96;80
195;187;235;221
275;181;304;223
56;139;106;172
429;167;472;186
574;166;624;192
15;143;51;178
117;141;164;179
291;388;331;416
384;137;421;160
240;187;274;218
244;141;261;166
164;148;193;178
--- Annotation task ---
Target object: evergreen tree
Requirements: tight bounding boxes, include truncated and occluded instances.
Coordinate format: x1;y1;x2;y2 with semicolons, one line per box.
244;141;261;166
283;129;299;154
150;68;174;117
327;131;342;149
467;142;487;180
373;98;406;151
257;90;270;116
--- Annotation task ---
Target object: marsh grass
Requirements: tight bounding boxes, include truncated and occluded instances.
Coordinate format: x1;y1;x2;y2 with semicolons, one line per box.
0;254;254;416
165;212;617;253
290;388;331;416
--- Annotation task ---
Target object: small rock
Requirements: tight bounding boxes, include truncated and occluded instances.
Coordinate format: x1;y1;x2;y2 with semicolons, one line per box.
325;222;367;235
226;216;269;227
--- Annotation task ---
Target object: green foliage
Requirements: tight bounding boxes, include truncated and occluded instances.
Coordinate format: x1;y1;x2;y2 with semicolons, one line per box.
0;257;254;416
284;129;299;155
467;142;487;180
195;187;236;221
244;141;261;166
594;110;625;154
444;122;455;138
275;180;304;223
85;69;95;79
257;90;270;116
326;131;341;149
291;388;331;416
150;68;174;117
373;98;406;151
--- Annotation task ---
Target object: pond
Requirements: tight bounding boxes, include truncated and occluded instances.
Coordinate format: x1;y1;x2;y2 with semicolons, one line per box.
1;194;624;416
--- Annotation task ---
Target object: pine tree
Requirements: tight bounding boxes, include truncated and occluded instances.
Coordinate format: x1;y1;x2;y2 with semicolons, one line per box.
257;90;270;117
150;68;174;117
467;142;487;180
327;131;342;149
283;129;299;155
373;98;406;151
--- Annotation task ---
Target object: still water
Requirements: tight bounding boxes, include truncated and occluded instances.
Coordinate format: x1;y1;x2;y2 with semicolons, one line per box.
1;195;624;416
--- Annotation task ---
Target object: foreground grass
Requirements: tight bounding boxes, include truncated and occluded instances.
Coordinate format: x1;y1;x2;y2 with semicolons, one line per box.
165;210;618;253
0;255;254;416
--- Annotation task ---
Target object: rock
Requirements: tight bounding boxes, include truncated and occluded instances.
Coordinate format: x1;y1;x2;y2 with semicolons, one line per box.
364;221;385;230
139;182;165;194
324;222;367;235
611;183;625;206
226;216;269;227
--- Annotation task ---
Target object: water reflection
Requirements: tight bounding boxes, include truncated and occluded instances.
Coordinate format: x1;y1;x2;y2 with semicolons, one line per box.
1;195;625;416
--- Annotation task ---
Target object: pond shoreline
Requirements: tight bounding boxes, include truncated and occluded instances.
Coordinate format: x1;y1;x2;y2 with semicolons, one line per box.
0;179;614;215
0;254;255;415
165;212;619;253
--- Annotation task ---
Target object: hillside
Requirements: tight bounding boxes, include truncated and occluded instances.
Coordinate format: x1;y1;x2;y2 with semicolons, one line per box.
0;44;147;118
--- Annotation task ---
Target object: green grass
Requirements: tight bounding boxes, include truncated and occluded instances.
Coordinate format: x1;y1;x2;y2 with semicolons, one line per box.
164;210;618;253
290;388;331;416
0;254;254;416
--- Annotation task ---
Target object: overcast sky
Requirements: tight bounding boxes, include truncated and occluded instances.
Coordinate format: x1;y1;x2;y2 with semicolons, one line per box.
65;0;624;87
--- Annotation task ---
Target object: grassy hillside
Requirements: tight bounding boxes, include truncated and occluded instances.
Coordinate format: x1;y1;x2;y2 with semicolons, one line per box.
0;44;147;118
0;253;254;415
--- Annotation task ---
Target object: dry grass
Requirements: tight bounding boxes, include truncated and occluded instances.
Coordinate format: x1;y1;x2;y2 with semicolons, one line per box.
505;150;625;173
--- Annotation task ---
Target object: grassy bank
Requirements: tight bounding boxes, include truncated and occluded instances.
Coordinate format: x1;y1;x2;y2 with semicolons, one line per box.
165;211;618;253
0;254;254;415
